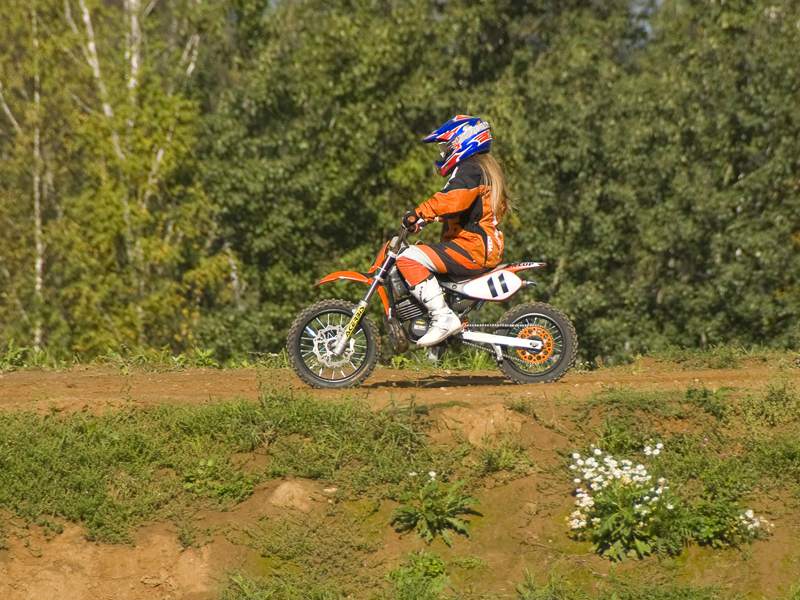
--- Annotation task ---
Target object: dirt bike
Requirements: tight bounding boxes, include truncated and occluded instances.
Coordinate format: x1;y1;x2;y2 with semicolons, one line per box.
286;224;577;388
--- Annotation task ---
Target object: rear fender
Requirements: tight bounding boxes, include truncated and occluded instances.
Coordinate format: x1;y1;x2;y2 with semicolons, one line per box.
316;270;391;316
506;261;547;274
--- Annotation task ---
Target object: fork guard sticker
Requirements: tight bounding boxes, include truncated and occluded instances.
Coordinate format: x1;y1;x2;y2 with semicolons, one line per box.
344;305;367;339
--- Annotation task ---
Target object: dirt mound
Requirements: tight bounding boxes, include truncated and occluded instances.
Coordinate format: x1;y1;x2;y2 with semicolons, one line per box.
0;523;226;600
435;402;526;445
268;479;328;512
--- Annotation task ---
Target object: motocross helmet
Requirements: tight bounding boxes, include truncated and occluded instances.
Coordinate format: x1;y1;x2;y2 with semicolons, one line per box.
422;115;492;176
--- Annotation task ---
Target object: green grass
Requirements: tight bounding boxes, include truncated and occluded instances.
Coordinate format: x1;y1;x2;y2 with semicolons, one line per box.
0;339;290;373
651;345;798;370
0;389;464;542
739;378;800;428
476;437;532;476
516;571;730;600
235;510;382;596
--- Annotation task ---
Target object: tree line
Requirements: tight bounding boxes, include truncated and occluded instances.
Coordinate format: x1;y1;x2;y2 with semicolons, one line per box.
1;0;798;364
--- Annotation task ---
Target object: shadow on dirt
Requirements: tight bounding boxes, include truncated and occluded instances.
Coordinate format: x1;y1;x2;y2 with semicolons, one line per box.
363;374;510;389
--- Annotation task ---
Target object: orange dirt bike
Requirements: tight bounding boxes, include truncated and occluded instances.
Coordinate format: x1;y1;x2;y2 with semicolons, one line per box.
287;225;577;388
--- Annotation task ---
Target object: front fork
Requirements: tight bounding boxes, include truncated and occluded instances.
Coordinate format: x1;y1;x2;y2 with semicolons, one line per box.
332;252;398;356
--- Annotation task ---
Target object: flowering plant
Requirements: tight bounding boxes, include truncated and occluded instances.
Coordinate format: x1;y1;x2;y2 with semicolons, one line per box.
391;471;481;547
567;443;772;560
567;443;687;560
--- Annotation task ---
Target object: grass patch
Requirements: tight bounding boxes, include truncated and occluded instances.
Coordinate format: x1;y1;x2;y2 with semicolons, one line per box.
476;437;532;476
652;345;798;371
738;379;799;428
585;388;686;419
685;387;730;421
516;570;729;599
0;389;461;542
221;572;341;600
238;511;381;596
387;550;449;600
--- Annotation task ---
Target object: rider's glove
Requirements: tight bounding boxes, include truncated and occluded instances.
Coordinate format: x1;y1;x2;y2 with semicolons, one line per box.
402;210;422;233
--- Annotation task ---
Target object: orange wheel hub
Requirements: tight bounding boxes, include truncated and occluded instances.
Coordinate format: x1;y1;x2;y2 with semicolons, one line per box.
516;325;554;365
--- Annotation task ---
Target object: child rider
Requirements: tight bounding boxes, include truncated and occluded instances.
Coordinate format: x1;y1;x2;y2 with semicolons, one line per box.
397;115;511;347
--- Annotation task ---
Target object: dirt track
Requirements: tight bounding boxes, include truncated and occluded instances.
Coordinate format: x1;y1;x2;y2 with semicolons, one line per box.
0;360;795;414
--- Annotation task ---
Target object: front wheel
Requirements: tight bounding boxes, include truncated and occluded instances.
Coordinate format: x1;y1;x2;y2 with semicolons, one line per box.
287;299;380;389
496;302;577;384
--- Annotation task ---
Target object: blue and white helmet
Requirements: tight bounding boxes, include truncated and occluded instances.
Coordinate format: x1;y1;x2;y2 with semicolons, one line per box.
422;115;493;176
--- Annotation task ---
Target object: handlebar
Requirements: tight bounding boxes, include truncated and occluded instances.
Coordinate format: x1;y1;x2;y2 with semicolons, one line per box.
390;217;431;254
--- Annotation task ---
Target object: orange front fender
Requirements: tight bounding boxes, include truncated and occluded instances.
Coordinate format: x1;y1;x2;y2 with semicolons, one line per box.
316;270;391;316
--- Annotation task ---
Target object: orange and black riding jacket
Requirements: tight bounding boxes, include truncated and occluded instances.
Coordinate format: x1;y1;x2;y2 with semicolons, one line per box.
415;155;504;268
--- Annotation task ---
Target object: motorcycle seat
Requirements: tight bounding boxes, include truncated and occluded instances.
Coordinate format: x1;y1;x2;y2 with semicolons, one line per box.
437;264;506;284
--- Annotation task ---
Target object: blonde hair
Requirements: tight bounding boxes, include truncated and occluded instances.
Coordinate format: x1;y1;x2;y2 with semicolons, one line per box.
476;153;511;221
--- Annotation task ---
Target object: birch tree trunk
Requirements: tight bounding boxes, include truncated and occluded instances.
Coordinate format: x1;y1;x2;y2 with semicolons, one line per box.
32;7;45;351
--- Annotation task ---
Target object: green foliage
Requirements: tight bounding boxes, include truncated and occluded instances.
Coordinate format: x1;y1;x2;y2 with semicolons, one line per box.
387;551;449;600
655;346;744;370
517;572;589;600
0;389;451;542
0;340;29;372
739;379;800;428
257;391;458;496
567;431;777;561
391;476;480;546
3;0;800;365
568;447;688;561
516;572;725;600
685;387;729;421
182;457;255;502
221;573;341;600
0;402;268;542
240;513;379;596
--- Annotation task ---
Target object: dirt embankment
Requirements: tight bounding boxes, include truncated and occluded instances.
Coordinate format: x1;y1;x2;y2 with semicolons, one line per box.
0;360;798;600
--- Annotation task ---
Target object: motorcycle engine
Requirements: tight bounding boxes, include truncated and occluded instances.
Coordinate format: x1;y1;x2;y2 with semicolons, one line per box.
407;317;429;341
394;297;429;341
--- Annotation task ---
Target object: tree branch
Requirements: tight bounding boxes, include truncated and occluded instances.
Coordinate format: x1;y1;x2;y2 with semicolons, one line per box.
74;0;126;161
143;0;160;18
126;0;141;111
0;80;22;136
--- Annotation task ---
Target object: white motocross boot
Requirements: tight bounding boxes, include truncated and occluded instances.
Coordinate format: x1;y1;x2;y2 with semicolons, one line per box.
410;277;463;347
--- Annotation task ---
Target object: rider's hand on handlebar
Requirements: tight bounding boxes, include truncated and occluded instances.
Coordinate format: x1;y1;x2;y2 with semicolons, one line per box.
402;210;424;233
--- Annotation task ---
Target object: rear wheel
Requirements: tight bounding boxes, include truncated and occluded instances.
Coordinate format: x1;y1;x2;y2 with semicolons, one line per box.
496;302;577;384
287;299;379;388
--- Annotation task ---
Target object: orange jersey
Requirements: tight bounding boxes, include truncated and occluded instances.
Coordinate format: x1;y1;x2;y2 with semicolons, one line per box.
414;156;504;268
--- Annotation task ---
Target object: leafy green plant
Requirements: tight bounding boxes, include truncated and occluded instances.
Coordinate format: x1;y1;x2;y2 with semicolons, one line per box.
506;397;538;419
387;551;448;600
391;474;480;546
685;387;729;421
182;457;256;502
568;445;688;560
568;439;772;560
0;340;28;372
